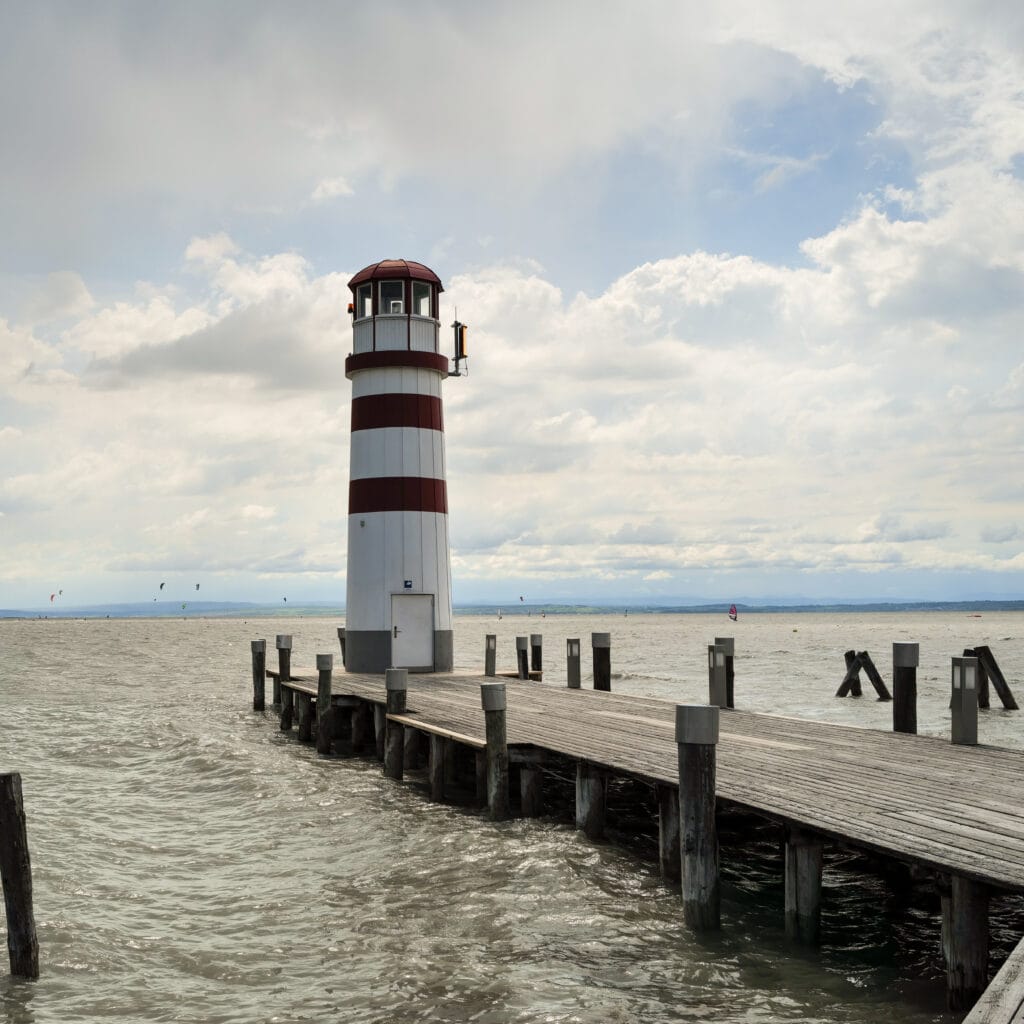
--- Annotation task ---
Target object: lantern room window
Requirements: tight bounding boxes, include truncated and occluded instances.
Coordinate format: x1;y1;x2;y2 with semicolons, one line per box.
412;281;432;317
355;283;372;319
379;280;404;314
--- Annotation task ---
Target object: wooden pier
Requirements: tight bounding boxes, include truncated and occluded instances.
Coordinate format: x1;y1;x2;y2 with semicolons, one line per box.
258;661;1024;1019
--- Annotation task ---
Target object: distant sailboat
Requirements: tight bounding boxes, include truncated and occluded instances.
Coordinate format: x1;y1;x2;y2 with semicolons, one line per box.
729;604;738;622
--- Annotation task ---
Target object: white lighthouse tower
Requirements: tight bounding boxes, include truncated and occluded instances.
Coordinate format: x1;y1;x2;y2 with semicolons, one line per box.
343;259;458;673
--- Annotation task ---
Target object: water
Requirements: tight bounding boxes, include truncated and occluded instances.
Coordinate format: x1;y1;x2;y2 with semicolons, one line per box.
1;611;1022;1022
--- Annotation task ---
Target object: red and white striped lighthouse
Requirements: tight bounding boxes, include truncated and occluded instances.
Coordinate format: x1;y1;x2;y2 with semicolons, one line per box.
343;259;455;673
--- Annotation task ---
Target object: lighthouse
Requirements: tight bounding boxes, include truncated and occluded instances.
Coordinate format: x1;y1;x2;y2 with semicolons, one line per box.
343;259;459;674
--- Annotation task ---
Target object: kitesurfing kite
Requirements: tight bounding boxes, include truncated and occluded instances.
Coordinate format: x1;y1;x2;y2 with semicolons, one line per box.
159;582;165;591
49;593;55;603
195;583;200;591
729;604;738;622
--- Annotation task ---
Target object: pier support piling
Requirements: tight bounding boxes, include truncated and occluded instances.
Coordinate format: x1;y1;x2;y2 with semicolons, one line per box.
429;735;447;803
484;634;497;677
279;685;294;731
657;783;681;883
250;639;266;711
384;669;408;781
315;654;334;755
592;633;611;691
566;638;581;689
373;704;386;760
784;827;823;944
893;643;919;734
941;875;989;1011
575;761;606;839
515;749;544;818
675;704;721;931
297;693;314;742
0;773;39;979
481;683;510;821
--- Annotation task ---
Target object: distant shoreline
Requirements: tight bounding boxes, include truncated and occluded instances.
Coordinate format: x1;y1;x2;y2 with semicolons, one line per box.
2;599;1023;620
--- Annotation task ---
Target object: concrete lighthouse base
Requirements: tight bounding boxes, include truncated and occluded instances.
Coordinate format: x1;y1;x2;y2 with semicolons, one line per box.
345;629;454;675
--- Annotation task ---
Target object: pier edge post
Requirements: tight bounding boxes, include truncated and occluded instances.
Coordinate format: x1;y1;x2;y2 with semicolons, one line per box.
592;633;611;691
784;826;823;944
315;654;334;755
384;668;408;781
484;634;497;677
481;683;510;821
515;637;529;680
0;773;39;979
566;638;581;689
675;704;721;931
530;634;543;673
893;643;919;734
951;657;979;746
250;639;266;711
707;643;727;709
714;637;735;709
274;634;292;706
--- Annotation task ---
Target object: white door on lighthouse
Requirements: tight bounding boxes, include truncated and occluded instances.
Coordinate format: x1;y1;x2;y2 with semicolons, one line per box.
391;594;435;669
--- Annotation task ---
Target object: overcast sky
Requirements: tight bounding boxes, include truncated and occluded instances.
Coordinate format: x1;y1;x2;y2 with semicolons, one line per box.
2;0;1023;609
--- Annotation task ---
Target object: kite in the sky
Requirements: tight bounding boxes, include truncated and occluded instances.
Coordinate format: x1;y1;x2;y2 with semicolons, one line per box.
195;583;200;591
160;582;165;591
50;593;55;603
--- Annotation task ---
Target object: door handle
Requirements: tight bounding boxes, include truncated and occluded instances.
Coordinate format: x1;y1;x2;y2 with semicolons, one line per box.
393;626;401;637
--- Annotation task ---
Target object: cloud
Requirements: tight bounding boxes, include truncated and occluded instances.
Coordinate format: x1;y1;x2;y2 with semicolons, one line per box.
311;176;354;201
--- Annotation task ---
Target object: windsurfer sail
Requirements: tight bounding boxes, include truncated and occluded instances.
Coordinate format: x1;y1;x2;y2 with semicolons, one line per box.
729;604;738;622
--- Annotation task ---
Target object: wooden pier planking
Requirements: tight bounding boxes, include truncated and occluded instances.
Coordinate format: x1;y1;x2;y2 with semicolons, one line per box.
964;934;1024;1023
269;668;1024;893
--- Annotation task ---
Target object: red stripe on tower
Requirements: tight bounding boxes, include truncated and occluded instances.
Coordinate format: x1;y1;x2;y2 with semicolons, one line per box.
351;394;444;432
348;477;448;515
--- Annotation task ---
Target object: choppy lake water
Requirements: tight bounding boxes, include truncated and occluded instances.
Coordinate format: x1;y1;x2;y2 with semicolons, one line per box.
1;611;1022;1023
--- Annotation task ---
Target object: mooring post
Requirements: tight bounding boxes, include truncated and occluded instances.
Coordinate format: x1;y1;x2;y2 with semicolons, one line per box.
675;704;721;931
951;656;979;746
530;634;543;673
893;643;919;734
707;643;727;708
279;684;294;731
250;639;266;711
566;638;581;688
784;826;823;944
484;634;497;677
592;633;611;691
481;682;510;821
315;654;334;755
337;627;346;667
657;783;681;883
384;668;407;781
941;874;989;1011
714;637;735;708
515;636;529;680
0;773;39;979
274;634;292;706
575;761;606;839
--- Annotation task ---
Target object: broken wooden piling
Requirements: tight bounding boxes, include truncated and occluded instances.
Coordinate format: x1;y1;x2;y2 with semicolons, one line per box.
250;639;266;711
0;773;39;979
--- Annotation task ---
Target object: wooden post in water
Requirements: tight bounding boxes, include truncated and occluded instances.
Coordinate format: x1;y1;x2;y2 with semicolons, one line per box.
428;735;446;803
297;693;314;742
481;683;510;821
963;649;990;710
941;874;989;1011
373;704;386;760
657;783;681;883
714;637;735;708
575;761;605;839
974;645;1018;710
279;685;294;731
858;651;892;700
351;702;372;755
566;638;581;689
517;750;544;818
515;636;529;680
784;827;823;944
530;634;543;674
250;639;266;711
675;704;721;931
893;643;919;734
707;643;727;708
384;669;407;781
484;634;497;677
836;650;864;698
315;654;334;755
0;773;39;979
592;633;611;691
337;627;346;668
274;635;292;709
951;656;979;746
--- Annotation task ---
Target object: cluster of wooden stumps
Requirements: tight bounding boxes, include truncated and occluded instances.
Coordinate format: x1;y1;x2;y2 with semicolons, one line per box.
250;631;1016;1013
0;773;40;980
836;642;1018;742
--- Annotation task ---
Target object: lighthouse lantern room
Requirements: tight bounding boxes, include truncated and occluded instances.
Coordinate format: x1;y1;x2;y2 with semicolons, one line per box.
344;259;457;674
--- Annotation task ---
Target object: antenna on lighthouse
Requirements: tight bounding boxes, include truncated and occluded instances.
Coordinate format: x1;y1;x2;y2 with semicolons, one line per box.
451;315;469;377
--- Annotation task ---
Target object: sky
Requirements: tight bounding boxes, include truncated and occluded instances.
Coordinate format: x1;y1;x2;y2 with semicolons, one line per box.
2;0;1024;610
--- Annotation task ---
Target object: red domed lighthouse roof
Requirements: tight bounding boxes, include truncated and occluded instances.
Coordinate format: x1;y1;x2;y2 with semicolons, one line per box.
348;259;443;292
